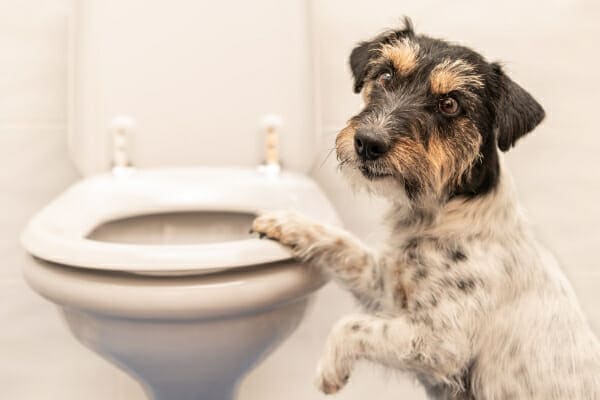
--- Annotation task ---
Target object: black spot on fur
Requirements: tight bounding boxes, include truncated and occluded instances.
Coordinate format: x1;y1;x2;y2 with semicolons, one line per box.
396;290;408;309
415;268;428;280
450;249;467;262
404;238;422;262
457;278;476;292
405;237;420;250
403;178;423;202
413;300;423;311
430;295;439;307
407;251;418;262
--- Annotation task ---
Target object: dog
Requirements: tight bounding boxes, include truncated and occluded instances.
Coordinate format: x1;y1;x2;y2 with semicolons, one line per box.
251;18;600;399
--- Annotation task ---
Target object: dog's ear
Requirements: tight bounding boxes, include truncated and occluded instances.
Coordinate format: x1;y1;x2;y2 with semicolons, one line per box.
350;17;415;94
491;63;545;152
349;41;377;93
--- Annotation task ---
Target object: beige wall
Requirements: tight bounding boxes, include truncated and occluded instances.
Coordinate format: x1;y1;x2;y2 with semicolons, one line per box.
1;1;599;399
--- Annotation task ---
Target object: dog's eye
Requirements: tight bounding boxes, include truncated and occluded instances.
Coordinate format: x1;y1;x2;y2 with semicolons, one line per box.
438;97;460;116
377;72;393;87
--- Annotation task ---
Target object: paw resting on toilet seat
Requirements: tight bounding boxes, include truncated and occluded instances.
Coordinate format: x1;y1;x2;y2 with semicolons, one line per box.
251;211;321;258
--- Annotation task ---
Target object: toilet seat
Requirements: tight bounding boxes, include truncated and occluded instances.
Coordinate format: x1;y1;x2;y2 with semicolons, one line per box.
21;167;340;276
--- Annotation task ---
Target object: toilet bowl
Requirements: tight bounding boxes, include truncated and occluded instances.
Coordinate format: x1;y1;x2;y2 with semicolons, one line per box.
24;2;332;397
22;166;339;400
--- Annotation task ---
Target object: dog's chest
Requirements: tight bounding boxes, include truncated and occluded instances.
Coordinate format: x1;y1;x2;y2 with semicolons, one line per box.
380;236;484;321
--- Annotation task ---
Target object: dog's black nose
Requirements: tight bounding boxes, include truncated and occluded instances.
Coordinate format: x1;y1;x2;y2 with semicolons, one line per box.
354;130;389;161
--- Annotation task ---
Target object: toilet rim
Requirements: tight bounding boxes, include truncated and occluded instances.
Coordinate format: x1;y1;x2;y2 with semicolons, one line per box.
24;257;328;320
21;167;341;275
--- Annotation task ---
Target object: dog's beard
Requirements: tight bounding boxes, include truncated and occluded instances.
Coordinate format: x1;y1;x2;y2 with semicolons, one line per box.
338;159;411;204
358;163;393;180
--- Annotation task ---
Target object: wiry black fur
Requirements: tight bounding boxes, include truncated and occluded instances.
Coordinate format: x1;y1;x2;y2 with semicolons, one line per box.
490;63;546;151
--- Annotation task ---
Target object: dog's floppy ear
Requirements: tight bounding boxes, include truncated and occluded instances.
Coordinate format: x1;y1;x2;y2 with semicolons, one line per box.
349;41;377;93
350;17;415;94
491;63;545;152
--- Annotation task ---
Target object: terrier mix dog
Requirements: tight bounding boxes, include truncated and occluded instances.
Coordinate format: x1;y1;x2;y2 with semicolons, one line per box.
251;19;600;399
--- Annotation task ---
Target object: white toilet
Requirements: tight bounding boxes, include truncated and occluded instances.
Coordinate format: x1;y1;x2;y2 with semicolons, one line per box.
22;167;337;399
21;2;337;399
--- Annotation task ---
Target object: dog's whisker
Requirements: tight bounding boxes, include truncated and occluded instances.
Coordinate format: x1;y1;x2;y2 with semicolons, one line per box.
319;147;336;169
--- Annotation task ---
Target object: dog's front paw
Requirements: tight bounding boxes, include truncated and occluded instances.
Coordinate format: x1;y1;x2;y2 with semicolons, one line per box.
315;354;351;395
251;211;315;255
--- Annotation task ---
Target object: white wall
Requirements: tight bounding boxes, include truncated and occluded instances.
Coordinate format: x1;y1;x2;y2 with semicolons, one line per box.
69;0;316;176
0;1;128;398
1;1;599;399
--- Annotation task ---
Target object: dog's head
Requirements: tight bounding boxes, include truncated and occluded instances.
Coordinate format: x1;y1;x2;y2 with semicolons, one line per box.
336;18;545;206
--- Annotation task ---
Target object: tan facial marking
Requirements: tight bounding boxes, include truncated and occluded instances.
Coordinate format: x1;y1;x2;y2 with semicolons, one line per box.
378;39;420;75
387;120;482;197
430;59;484;94
425;121;482;191
337;123;356;140
335;123;357;159
362;82;374;103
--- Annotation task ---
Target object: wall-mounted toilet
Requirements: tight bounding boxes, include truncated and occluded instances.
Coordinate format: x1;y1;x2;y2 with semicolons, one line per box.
21;2;336;399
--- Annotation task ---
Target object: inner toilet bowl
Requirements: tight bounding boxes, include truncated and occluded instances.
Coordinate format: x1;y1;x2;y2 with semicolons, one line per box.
21;166;339;400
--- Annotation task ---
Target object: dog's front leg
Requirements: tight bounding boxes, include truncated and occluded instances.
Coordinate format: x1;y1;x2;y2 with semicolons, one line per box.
316;313;471;395
315;313;423;394
251;211;383;304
